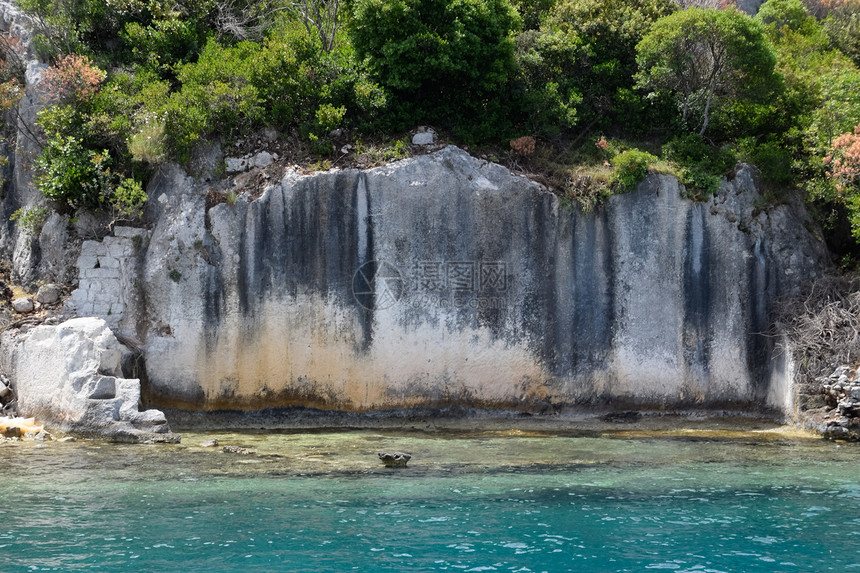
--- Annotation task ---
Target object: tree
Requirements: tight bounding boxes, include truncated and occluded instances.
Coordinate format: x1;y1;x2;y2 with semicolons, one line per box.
348;0;521;134
635;7;780;136
821;0;860;68
515;0;676;135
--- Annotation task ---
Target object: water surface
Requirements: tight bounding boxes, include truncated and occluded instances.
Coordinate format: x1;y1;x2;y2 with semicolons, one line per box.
1;423;857;572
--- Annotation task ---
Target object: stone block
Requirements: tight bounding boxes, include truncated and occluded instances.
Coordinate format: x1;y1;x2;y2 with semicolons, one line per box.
68;289;86;304
76;255;98;270
7;318;178;442
104;238;132;258
97;256;121;269
81;240;107;257
113;226;148;239
225;157;246;172
88;376;116;400
412;129;436;146
83;267;120;280
252;151;273;168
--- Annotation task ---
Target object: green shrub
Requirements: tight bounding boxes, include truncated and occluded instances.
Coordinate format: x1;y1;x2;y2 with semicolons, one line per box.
121;17;209;72
10;206;50;235
514;0;677;137
636;7;782;138
663;134;736;195
35;135;114;209
822;0;860;68
612;149;658;191
737;139;794;186
315;103;346;133
174;39;262;131
111;178;147;219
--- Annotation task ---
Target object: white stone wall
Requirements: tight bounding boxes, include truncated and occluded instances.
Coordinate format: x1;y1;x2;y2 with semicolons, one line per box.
66;226;148;335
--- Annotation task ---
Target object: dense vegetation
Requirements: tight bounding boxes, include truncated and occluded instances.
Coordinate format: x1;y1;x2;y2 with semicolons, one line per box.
2;0;860;255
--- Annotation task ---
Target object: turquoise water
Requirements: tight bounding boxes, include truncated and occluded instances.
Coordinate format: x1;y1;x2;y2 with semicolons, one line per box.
1;426;859;572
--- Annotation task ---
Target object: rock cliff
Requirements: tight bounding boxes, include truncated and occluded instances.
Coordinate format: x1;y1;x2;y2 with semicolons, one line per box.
0;0;831;428
54;146;827;419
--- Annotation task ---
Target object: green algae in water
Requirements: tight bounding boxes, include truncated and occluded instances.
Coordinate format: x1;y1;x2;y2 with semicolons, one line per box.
1;429;858;572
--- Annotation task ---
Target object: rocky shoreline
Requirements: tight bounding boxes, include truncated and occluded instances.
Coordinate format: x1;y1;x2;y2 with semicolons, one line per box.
797;365;860;441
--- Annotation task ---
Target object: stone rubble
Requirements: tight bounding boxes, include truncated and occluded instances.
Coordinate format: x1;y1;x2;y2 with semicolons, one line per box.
225;151;278;173
411;127;436;146
378;451;411;468
222;445;251;454
817;365;860;439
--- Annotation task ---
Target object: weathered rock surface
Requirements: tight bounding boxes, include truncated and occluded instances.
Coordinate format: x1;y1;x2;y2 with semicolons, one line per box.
225;151;277;173
0;317;178;442
63;146;828;419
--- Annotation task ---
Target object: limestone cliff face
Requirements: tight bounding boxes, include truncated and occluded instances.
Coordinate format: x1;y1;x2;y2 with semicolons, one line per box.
0;0;815;421
72;146;826;416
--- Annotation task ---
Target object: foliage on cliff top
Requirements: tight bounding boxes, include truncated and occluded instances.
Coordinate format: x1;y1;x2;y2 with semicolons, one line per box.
5;0;860;253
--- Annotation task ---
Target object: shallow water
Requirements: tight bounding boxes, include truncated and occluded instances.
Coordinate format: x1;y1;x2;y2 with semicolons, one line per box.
1;425;859;572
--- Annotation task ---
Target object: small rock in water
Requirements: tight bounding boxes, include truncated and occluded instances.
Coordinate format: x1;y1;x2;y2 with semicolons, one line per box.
200;439;219;447
58;436;77;442
29;429;51;441
378;451;411;468
222;445;250;455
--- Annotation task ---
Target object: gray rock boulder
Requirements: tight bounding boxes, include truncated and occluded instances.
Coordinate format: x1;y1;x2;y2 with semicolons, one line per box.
252;151;274;168
35;283;60;305
11;297;33;313
224;157;246;173
2;317;178;442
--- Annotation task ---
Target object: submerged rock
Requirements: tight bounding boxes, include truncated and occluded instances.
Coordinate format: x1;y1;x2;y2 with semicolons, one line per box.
222;445;250;454
601;411;642;424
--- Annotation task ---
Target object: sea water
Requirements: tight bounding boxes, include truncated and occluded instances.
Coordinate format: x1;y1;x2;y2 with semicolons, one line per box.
1;424;858;572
